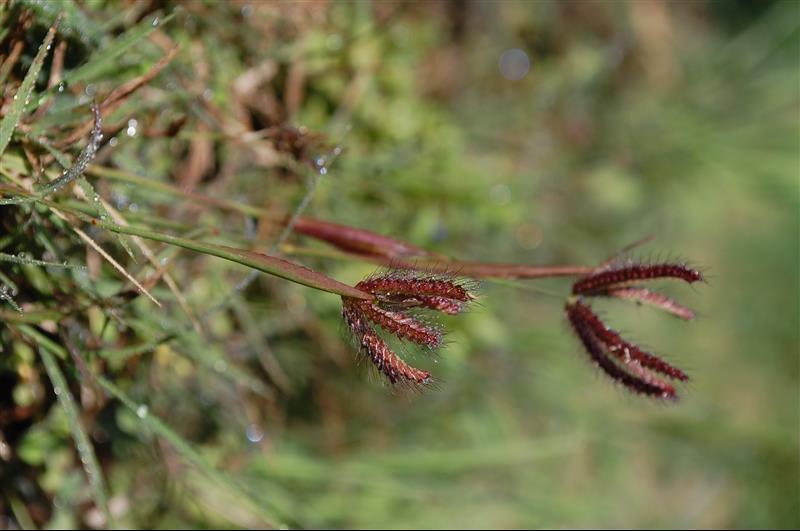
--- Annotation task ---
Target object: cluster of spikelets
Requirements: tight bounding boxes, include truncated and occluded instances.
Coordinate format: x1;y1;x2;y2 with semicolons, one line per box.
343;260;703;399
565;261;704;400
341;271;475;386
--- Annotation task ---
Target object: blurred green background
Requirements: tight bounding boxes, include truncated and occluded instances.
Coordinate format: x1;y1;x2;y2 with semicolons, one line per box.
0;0;797;528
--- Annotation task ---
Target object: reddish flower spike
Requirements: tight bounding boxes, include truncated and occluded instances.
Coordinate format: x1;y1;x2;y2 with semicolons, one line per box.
599;287;696;321
411;295;465;315
342;269;476;387
343;299;431;385
566;301;676;399
356;275;474;303
359;329;432;385
358;301;442;349
568;299;688;382
573;262;703;295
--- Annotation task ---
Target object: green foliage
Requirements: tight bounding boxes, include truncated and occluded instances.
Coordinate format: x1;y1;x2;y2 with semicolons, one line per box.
0;1;797;528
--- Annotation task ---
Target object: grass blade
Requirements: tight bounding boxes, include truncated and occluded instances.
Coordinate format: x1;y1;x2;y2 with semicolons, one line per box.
34;334;113;528
14;325;279;527
0;251;79;268
0;16;58;159
0;281;22;312
61;13;175;88
36;133;137;261
49;206;161;306
95;375;281;527
60;209;373;300
36;103;103;196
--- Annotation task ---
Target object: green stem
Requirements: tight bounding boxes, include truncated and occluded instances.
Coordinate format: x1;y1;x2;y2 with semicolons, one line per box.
43;200;373;300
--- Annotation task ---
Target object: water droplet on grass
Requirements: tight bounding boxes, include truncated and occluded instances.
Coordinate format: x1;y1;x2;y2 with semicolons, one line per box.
126;118;138;137
245;424;264;443
499;48;530;81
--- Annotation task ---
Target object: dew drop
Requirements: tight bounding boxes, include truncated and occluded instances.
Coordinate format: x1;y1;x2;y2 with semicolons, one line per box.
136;405;149;418
126;118;138;137
245;424;264;443
114;194;129;209
151;17;160;27
499;48;531;81
85;84;97;97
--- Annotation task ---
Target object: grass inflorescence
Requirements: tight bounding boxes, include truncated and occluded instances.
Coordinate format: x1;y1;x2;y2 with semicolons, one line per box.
0;1;794;529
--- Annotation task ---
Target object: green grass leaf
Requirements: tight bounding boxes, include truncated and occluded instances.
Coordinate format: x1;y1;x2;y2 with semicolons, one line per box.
15;323;281;527
61;13;175;88
46;201;373;299
0;16;58;159
33;331;113;528
95;375;281;528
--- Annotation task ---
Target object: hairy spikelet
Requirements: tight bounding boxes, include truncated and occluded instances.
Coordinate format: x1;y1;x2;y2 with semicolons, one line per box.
566;301;674;399
342;269;476;386
408;295;465;315
359;329;431;385
342;298;432;385
568;299;688;382
565;257;700;398
356;273;474;303
358;302;442;348
573;262;703;295
598;287;695;320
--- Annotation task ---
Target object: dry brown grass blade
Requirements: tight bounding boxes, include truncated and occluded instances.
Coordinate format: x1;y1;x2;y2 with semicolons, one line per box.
0;40;24;86
175;121;213;191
